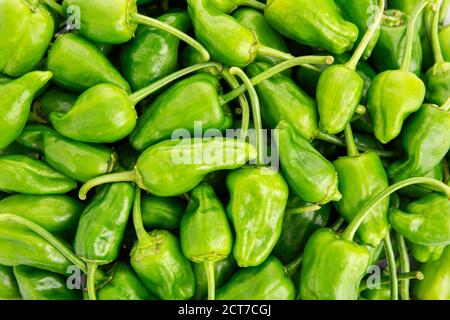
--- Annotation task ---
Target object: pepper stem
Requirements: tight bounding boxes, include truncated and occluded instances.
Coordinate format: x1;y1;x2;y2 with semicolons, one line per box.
346;0;385;70
230;67;264;165
342;177;450;242
384;232;399;300
42;0;64;16
359;271;423;292
204;259;216;300
87;263;98;300
344;124;359;157
79;171;136;200
286;204;322;214
219;55;334;104
129;12;210;63
396;234;411;300
429;1;444;63
0;214;87;273
132;186;152;245
240;0;266;11
400;0;430;71
128;62;222;105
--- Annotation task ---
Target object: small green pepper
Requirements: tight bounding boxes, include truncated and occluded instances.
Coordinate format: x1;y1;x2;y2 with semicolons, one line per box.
360;285;392;300
30;87;77;124
46;33;131;93
0;265;21;300
408;241;445;263
0;71;53;149
216;256;295;300
141;194;186;230
13;265;81;300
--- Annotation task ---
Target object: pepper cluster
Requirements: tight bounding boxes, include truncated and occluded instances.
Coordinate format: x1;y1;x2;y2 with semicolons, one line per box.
0;0;449;301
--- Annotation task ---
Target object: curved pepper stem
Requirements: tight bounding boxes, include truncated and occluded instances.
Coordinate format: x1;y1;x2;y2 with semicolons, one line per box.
230;67;264;165
129;12;210;63
359;271;424;292
342;177;450;242
396;234;411;300
204;259;216;300
132;186;152;245
219;55;335;104
87;263;98;300
79;171;137;200
128;62;223;105
346;0;385;70
429;1;444;63
0;214;87;273
344;124;359;157
42;0;64;16
383;232;399;300
400;0;430;71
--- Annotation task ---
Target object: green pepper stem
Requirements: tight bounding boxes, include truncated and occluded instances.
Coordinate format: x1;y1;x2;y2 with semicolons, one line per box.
258;45;294;61
400;0;430;71
42;0;64;16
342;177;450;242
344;124;359;157
219;55;334;104
129;62;222;105
240;0;266;11
430;1;444;63
286;204;322;214
285;255;303;277
359;271;423;292
396;234;410;300
129;13;210;63
230;67;264;165
346;0;385;70
79;171;136;200
220;68;249;141
384;232;399;300
204;259;216;300
87;263;98;301
0;214;87;273
132;186;151;245
356;105;367;116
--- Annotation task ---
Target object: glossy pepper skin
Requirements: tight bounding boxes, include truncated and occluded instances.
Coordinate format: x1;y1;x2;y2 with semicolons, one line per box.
130;74;232;151
0;71;53;149
425;62;450;106
74;182;134;265
0;155;77;195
216;256;295;300
246;62;318;141
333;151;390;247
0;194;83;239
440;26;450;61
141;194;186;230
264;0;358;55
390;193;450;247
96;262;157;300
413;246;450;300
130;230;196;300
226;167;288;267
400;164;444;198
275;121;341;205
300;229;370;300
388;104;450;183
13;265;80;300
31;87;77;123
0;265;21;300
120;12;191;91
408;241;445;263
273;196;331;264
46;33;131;93
360;285;391;300
0;0;54;76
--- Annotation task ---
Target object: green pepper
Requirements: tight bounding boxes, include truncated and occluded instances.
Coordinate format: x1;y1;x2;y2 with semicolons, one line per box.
210;0;265;13
0;71;53;149
192;255;236;300
360;285;392;300
275;120;341;205
273;196;331;264
413;246;450;300
370;10;423;76
264;0;359;55
130;188;195;300
46;33;131;93
96;262;157;300
388;104;450;183
0;194;83;239
367;1;428;144
216;256;295;300
79;137;256;199
141;194;186;230
0;265;21;300
180;182;233;300
0;0;54;76
316;0;384;135
390;193;450;247
13;265;81;300
30;87;77;124
0;155;77;195
408;241;445;263
119;12;191;92
440;25;450;61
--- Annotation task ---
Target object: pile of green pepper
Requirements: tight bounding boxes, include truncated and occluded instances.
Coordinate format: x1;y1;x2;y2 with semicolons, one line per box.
0;0;449;301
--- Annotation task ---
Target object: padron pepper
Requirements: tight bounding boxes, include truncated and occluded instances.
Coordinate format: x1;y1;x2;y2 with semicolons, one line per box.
13;265;81;300
367;1;428;144
0;155;77;195
130;188;196;300
30;87;77;124
0;264;21;300
141;194;186;230
216;255;295;300
316;0;384;135
264;0;359;55
408;240;445;263
180;183;233;300
0;71;53;149
46;33;131;93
